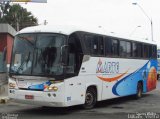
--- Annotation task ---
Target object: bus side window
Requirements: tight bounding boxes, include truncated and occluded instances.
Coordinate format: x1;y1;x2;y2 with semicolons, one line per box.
126;41;131;57
119;40;131;58
143;44;149;58
85;35;104;56
84;35;92;54
112;39;119;57
98;36;104;55
149;45;152;58
120;40;126;57
152;45;157;58
92;36;104;56
137;43;142;58
132;42;138;57
105;37;119;57
92;36;98;54
105;37;112;56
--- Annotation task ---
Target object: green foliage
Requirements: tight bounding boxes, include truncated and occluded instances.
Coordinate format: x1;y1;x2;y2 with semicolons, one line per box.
0;2;38;31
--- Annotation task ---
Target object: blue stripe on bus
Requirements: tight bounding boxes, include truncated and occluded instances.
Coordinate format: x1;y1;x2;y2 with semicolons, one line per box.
112;60;153;96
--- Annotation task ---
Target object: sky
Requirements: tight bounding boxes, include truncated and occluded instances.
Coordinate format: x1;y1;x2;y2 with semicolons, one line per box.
15;0;160;47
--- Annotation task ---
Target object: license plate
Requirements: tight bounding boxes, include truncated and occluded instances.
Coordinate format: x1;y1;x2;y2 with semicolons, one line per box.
25;95;34;99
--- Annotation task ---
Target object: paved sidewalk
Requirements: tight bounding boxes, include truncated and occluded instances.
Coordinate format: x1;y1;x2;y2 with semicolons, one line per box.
0;84;9;103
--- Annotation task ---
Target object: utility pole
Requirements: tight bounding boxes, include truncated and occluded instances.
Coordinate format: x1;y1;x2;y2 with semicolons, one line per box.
132;2;154;41
129;25;141;37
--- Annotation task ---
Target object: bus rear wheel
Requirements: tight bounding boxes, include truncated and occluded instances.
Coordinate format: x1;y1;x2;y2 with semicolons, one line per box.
83;87;97;109
136;82;143;99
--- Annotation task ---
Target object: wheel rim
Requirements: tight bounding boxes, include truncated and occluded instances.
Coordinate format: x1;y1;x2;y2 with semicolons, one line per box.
85;92;94;106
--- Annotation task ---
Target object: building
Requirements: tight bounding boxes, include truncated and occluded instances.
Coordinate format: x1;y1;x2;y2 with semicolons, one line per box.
0;24;16;65
0;24;16;84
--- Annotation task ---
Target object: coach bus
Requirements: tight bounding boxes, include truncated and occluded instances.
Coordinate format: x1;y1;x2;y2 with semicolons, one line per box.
8;25;157;109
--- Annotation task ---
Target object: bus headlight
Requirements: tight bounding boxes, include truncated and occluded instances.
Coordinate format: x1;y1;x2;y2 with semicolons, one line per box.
48;86;58;91
9;83;16;89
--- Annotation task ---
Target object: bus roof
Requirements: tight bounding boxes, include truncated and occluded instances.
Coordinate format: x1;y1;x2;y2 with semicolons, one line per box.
17;25;157;45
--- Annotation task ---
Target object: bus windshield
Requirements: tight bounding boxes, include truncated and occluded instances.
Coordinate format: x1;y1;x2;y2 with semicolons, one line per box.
10;33;66;77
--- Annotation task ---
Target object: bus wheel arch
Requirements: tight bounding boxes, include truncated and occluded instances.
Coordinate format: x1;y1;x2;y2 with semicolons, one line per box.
136;81;143;99
83;85;97;109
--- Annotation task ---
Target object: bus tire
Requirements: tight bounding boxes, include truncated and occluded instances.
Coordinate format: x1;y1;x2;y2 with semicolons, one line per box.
83;87;97;109
136;82;143;99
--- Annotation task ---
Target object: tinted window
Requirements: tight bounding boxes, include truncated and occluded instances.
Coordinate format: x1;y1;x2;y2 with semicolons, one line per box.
137;43;143;57
112;39;119;56
126;42;131;57
85;34;156;59
98;36;104;55
149;45;152;58
120;40;131;57
84;35;93;54
143;44;149;58
152;45;157;58
132;42;138;57
84;35;104;56
120;40;126;57
105;37;119;57
105;38;112;56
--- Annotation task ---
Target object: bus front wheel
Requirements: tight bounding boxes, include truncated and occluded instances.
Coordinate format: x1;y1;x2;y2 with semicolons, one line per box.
83;87;97;109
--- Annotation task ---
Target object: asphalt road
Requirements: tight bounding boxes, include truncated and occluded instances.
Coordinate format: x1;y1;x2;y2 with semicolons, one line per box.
0;81;160;119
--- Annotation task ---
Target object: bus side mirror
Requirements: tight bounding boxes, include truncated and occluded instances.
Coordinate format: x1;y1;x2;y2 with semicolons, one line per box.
61;45;68;66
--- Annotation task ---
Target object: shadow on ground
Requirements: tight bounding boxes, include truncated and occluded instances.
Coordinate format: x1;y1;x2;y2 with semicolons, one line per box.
11;93;152;115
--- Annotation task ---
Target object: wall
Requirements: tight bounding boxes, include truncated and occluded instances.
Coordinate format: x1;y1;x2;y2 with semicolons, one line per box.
0;33;14;64
0;24;16;65
6;34;14;64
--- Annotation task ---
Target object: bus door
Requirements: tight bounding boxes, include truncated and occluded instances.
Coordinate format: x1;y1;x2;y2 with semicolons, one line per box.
65;33;84;105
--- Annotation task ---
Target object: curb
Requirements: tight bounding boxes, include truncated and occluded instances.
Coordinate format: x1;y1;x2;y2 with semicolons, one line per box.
0;97;9;104
0;84;9;104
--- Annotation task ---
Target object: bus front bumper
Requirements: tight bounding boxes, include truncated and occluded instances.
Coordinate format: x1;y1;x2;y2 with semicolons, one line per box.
8;89;66;107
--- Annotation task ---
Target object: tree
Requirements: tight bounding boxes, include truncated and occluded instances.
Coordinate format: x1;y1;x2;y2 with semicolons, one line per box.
0;2;10;18
0;2;38;31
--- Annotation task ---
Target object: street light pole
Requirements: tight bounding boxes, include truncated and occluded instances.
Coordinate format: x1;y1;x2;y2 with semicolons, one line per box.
132;2;154;41
129;25;141;37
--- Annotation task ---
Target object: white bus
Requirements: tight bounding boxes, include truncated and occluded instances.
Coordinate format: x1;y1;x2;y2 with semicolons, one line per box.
8;25;157;109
